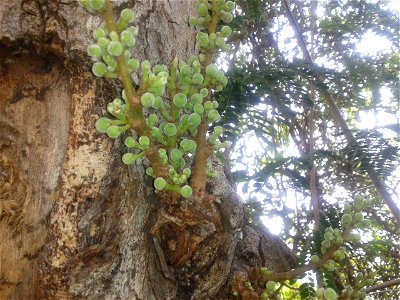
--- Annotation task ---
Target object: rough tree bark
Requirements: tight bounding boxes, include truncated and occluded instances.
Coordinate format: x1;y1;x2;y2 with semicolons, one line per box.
0;1;296;299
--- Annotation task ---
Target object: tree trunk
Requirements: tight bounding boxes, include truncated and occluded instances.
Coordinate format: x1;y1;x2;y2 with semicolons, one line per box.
0;1;295;299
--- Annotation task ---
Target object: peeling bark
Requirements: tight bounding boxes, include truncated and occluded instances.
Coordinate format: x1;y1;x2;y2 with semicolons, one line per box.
0;1;296;299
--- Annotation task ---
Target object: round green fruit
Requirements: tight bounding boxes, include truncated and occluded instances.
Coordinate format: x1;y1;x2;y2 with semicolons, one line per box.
121;8;135;22
354;212;364;222
127;59;139;71
107;41;123;56
141;60;151;72
214;70;224;82
224;1;235;12
170;149;182;162
163;123;177;137
343;203;352;213
173;93;188;108
260;267;269;275
188;113;201;127
107;103;115;115
215;37;225;48
146;167;154;176
109;31;119;42
220;26;232;38
208;109;221;122
140;92;155;108
88;0;105;11
106;125;121;139
154;177;167;190
213;126;223;136
153;65;168;75
191;93;203;105
205;64;217;77
147;114;158;127
197;32;209;48
172;174;180;185
203;101;213;111
324;231;334;241
198;54;206;62
124;136;136;148
77;0;89;9
95;117;110;133
183;168;191;177
180;185;193;198
196;3;209;16
359;219;371;228
97;37;110;48
92;62;108;77
220;11;233;23
341;214;352;227
93;27;106;40
189;16;203;27
200;88;208;97
179;174;188;184
324;260;336;272
193;104;204;114
139;136;150;148
192;73;204;85
180;139;197;152
354;197;365;211
323;288;338;300
122;153;137;165
121;30;136;47
265;281;276;291
87;44;102;58
260;291;269;300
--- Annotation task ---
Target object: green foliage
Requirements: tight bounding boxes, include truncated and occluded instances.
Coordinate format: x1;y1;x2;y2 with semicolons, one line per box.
218;0;400;299
342;130;400;177
299;282;315;299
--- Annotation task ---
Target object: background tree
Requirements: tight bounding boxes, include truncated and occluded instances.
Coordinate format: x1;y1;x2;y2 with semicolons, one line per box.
0;0;399;300
219;0;400;298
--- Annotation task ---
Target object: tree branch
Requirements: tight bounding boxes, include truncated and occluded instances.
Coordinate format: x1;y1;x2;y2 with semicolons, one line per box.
269;227;352;282
191;2;219;198
308;0;320;231
364;279;400;294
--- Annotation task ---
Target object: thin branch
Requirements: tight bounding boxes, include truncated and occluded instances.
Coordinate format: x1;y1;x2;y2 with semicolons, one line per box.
364;279;400;294
268;227;352;282
282;0;312;62
308;0;320;231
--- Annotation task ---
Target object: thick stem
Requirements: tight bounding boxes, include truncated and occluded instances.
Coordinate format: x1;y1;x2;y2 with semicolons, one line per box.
190;4;219;198
100;0;168;179
191;120;212;196
101;1;144;125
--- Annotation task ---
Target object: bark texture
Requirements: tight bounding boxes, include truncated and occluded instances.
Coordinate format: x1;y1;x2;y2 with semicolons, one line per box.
0;1;295;299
